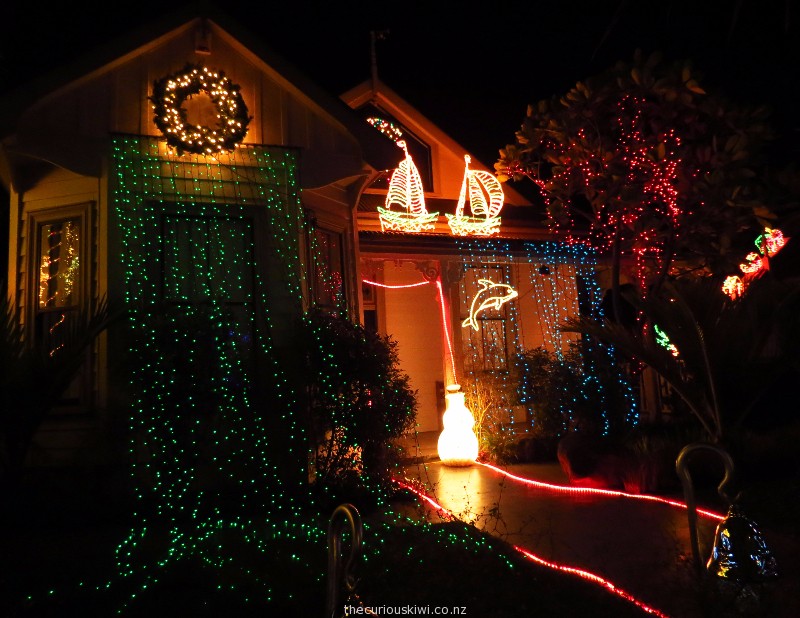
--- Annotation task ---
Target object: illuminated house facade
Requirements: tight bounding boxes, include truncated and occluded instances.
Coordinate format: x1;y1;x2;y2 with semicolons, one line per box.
1;11;632;466
341;81;631;434
0;12;396;464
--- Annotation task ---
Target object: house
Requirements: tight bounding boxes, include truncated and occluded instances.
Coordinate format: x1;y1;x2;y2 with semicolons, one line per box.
1;9;633;468
0;9;397;465
340;79;635;436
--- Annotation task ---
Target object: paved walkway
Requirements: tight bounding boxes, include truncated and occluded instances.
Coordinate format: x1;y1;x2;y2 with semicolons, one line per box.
397;436;799;618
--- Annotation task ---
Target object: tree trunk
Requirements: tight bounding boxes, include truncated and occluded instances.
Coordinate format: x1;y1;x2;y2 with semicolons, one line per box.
611;223;623;325
651;226;676;297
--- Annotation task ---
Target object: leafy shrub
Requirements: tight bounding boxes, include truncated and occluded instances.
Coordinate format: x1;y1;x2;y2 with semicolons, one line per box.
1;291;116;484
301;309;417;504
514;342;635;440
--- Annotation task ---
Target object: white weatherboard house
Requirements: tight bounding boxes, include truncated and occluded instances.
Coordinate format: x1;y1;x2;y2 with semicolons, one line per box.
340;79;619;434
1;9;630;466
0;10;396;464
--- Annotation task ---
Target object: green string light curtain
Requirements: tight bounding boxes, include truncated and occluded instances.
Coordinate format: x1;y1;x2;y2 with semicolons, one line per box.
110;135;317;608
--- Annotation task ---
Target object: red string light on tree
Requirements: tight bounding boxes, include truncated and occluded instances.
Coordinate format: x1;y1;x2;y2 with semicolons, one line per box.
502;95;688;293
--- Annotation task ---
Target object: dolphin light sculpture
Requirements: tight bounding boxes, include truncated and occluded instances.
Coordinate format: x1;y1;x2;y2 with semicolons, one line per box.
462;279;518;331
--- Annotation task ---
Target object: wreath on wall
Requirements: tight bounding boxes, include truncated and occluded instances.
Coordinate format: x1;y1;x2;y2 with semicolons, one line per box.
151;64;251;155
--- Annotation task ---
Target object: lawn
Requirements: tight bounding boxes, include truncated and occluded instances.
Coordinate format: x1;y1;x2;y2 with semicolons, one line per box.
0;465;651;617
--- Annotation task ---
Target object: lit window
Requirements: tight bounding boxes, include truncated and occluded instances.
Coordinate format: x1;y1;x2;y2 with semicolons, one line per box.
35;218;82;360
460;265;512;372
32;213;86;408
38;219;81;310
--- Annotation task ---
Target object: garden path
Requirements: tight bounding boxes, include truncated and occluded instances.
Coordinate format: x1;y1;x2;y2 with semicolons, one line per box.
399;437;799;618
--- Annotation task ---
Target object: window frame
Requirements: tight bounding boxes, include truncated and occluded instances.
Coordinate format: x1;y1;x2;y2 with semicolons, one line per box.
304;211;350;316
26;201;94;410
459;263;514;373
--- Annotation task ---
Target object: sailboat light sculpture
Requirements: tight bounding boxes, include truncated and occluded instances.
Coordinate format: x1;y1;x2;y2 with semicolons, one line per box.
446;155;504;236
377;140;439;233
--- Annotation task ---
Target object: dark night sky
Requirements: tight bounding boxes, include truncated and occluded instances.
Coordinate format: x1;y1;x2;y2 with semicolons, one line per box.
1;1;799;171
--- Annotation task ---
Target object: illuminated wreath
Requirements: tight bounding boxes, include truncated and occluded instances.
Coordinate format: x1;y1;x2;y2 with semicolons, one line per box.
151;64;251;155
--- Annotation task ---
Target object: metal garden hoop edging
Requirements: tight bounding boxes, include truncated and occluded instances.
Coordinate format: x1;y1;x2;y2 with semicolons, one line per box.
326;503;364;618
675;442;736;573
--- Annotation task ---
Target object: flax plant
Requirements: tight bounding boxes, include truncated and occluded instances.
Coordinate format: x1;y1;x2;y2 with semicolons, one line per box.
0;290;119;484
561;277;800;444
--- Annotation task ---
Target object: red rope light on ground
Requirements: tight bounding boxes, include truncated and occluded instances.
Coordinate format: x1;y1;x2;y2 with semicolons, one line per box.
393;478;454;521
392;477;671;618
512;546;671;618
478;462;724;520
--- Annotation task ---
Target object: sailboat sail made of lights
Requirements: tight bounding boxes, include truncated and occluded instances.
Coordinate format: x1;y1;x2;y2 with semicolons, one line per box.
378;140;439;233
447;155;504;236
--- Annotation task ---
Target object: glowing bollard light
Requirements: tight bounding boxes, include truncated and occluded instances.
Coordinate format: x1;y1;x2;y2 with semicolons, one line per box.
438;385;479;466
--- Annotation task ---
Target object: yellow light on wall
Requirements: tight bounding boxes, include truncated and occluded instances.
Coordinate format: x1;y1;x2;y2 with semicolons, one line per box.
437;385;479;467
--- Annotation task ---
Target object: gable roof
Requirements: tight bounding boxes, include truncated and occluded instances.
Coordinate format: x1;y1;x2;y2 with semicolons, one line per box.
0;5;398;190
341;78;532;207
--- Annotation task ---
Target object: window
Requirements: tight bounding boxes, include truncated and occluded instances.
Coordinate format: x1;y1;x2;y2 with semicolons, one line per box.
308;221;347;314
30;204;92;408
159;213;257;380
37;219;82;311
359;103;433;192
362;281;378;332
161;214;254;306
36;218;83;362
459;265;512;372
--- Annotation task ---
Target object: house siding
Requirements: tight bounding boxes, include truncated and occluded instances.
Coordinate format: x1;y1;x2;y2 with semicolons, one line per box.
382;261;445;433
2;17;382;466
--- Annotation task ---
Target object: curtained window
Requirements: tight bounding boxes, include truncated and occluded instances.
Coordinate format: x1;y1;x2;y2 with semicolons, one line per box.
460;265;512;372
35;219;82;357
161;214;256;368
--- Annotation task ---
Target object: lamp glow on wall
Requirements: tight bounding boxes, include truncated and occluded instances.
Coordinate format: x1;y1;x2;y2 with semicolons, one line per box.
363;276;479;465
437;385;479;466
